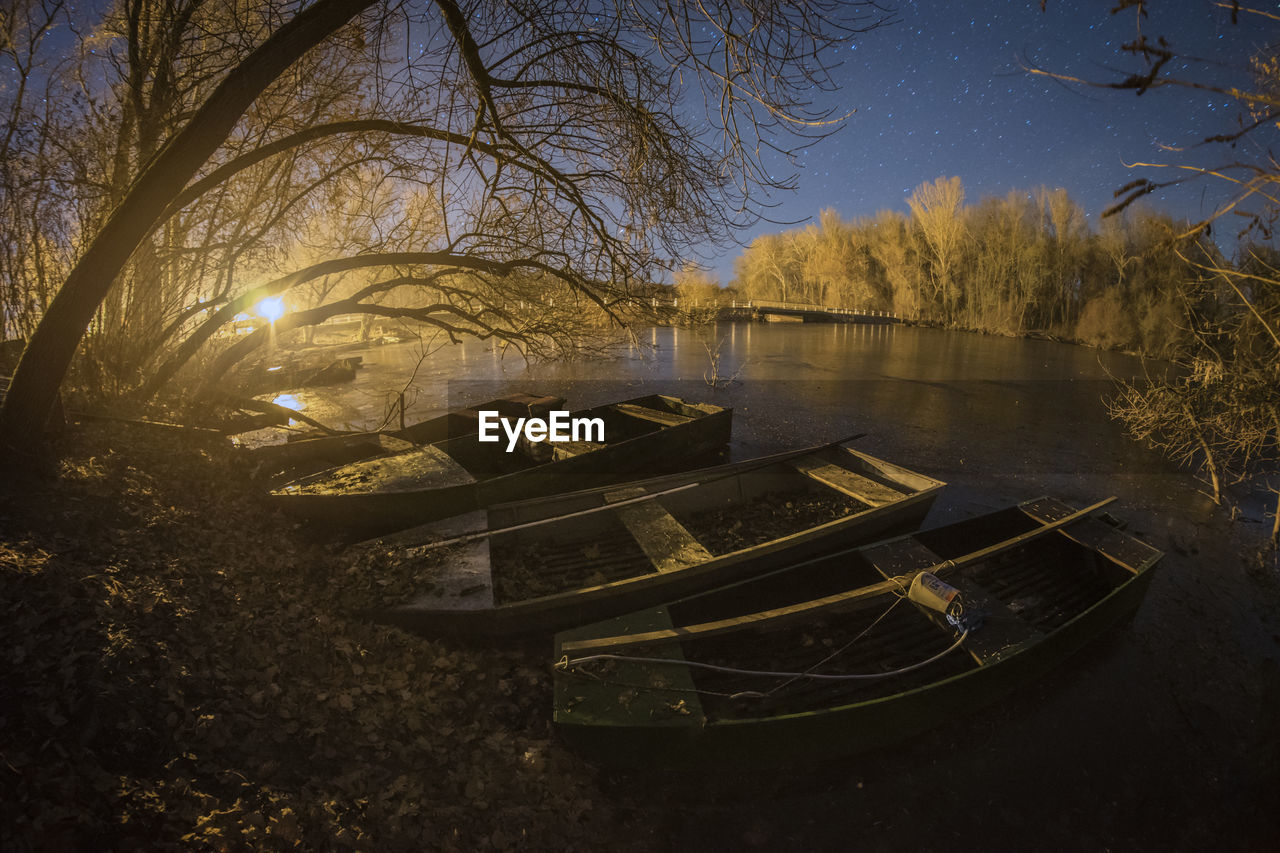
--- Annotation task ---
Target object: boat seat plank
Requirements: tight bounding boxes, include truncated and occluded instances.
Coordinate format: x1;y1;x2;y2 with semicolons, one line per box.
563;502;1115;654
790;457;902;507
557;606;706;728
375;511;495;611
1021;498;1160;574
371;435;417;455
863;537;1043;665
863;538;943;579
611;402;694;427
941;575;1044;664
557;500;1114;655
551;440;604;460
606;487;713;573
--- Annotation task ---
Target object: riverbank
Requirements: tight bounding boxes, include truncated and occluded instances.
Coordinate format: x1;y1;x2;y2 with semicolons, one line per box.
2;414;1276;851
0;422;614;850
895;314;1164;362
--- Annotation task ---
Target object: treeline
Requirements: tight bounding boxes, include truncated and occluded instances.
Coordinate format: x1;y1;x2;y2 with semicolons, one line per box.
723;177;1224;357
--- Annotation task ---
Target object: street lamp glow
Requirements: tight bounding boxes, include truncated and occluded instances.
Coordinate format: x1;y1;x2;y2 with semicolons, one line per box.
255;296;284;323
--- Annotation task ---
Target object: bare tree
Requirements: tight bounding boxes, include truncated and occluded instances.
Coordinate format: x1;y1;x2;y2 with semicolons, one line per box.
1;0;381;449
734;232;799;304
1041;1;1280;547
1108;234;1278;535
1038;186;1088;328
866;210;921;319
907;175;966;321
0;0;891;456
0;0;73;345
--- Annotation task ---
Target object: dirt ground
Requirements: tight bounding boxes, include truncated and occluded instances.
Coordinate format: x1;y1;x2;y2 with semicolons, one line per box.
1;420;1277;851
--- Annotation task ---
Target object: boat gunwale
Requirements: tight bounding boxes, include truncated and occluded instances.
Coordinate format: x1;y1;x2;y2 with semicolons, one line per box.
478;442;942;521
564;555;1156;735
406;486;941;619
555;555;1157;732
553;495;1111;654
377;444;944;630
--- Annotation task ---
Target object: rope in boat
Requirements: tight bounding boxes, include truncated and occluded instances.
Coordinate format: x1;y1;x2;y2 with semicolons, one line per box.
761;585;910;697
554;500;1117;706
555;627;971;699
554;575;972;700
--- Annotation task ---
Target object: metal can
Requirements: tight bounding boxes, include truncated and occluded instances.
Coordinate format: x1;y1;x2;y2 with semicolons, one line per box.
908;572;962;616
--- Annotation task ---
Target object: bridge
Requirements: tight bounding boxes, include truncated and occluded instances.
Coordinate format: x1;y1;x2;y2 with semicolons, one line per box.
721;299;900;324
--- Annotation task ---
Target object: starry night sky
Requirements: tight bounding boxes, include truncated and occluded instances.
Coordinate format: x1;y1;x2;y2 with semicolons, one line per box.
706;0;1271;280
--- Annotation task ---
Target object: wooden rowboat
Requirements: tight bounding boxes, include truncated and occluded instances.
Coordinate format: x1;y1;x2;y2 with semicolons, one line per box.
270;394;732;538
362;440;943;638
239;393;564;480
552;496;1161;769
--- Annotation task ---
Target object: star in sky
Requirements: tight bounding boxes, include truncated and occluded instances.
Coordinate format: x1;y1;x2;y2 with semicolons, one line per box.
705;0;1264;280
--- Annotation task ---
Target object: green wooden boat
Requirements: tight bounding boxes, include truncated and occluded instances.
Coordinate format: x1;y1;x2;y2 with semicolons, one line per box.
270;394;732;538
552;496;1161;769
364;440;944;638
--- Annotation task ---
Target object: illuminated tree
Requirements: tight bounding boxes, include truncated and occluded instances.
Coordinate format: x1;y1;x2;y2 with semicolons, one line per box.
906;175;966;320
0;0;889;457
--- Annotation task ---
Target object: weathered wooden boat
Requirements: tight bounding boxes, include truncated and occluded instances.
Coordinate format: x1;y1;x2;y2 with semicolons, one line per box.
271;395;732;538
239;393;564;479
364;440;943;637
552;496;1161;769
389;392;567;446
242;354;363;394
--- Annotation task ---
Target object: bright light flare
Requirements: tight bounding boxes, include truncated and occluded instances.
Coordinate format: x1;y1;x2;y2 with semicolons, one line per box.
255;297;285;323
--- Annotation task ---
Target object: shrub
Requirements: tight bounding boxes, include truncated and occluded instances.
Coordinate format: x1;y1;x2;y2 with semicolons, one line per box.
1075;291;1137;350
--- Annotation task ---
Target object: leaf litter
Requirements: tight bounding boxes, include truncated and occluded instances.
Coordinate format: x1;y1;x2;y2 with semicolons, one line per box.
0;423;622;851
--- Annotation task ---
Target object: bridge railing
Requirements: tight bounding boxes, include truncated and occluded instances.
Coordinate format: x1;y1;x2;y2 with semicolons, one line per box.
646;297;899;320
729;299;898;319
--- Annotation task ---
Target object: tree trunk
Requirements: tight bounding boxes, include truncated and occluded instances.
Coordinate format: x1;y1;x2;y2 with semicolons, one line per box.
1272;413;1280;550
1270;488;1279;551
0;0;376;458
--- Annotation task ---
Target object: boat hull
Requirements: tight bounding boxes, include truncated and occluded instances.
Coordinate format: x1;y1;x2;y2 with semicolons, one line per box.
382;484;938;637
552;498;1161;769
554;565;1154;769
271;395;732;538
372;443;944;638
